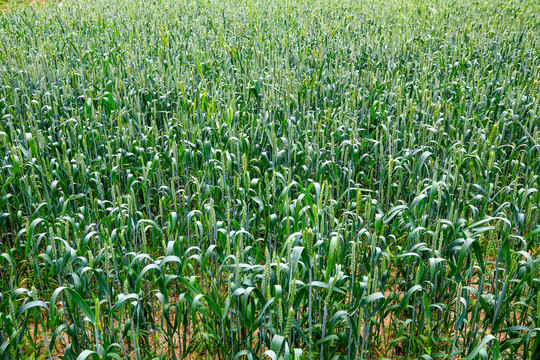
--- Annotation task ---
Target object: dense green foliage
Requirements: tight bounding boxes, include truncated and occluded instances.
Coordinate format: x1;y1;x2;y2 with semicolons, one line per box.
1;0;540;359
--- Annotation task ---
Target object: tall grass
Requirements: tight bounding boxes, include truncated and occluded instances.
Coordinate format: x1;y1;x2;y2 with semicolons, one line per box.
0;0;539;359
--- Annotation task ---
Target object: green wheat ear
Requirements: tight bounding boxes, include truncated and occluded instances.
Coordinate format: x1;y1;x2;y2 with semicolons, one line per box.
356;188;362;215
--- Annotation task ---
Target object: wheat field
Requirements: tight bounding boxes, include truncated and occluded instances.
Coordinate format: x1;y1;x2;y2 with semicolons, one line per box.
0;0;540;359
